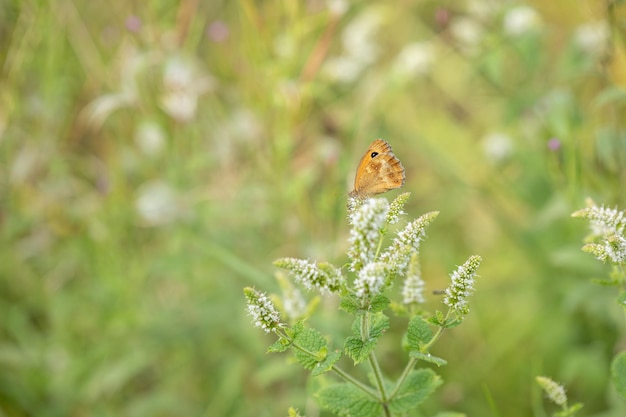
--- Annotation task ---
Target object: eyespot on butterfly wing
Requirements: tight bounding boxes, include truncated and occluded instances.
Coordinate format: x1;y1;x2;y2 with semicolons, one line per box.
349;139;405;199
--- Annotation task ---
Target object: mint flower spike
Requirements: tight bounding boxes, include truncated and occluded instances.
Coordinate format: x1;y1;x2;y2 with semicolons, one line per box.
354;261;389;300
402;253;425;305
536;376;567;407
387;192;411;225
443;255;482;316
274;258;343;294
572;202;626;265
380;211;439;277
347;198;390;272
582;235;626;264
572;203;626;238
244;287;283;333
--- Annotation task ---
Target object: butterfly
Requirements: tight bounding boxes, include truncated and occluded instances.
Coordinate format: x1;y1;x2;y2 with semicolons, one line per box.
349;139;405;199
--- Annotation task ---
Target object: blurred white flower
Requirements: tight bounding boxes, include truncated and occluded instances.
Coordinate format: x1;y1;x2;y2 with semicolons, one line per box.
323;7;385;83
327;0;348;16
503;5;542;36
342;8;383;64
482;132;514;163
135;181;180;225
393;42;435;78
574;21;610;55
323;56;364;83
135;121;166;157
467;0;500;19
450;17;483;53
160;56;214;122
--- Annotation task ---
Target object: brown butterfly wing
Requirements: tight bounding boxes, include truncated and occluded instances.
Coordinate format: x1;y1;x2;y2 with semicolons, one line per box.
350;139;405;198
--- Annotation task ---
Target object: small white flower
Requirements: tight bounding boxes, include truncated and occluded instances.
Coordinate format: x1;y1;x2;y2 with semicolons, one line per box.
572;204;625;237
482;132;514;163
282;286;306;321
443;255;481;316
574;21;610;55
244;287;283;333
402;254;425;304
160;56;214;122
503;5;542;36
450;17;483;53
536;376;567;406
348;198;390;272
380;211;439;277
135;181;180;226
354;262;388;299
135;121;166;157
393;42;435;78
274;258;343;293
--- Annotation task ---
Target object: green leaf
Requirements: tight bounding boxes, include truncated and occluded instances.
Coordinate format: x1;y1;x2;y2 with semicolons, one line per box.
293;326;327;370
388;369;442;413
312;350;341;376
344;336;377;364
370;295;390;312
316;383;382;417
409;351;447;367
406;316;433;351
370;313;390;338
267;337;290;353
340;295;360;314
611;351;626;399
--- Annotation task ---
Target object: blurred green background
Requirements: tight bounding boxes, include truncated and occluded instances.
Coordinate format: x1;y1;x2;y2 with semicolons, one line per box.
2;0;626;416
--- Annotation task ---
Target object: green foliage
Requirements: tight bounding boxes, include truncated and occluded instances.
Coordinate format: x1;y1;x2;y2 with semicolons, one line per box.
387;369;442;414
317;383;383;417
2;0;626;416
406;316;433;352
611;351;626;399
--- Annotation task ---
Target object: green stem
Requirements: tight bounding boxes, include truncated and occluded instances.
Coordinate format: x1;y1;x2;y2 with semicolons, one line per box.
276;329;380;400
331;365;380;400
389;309;453;399
388;357;417;399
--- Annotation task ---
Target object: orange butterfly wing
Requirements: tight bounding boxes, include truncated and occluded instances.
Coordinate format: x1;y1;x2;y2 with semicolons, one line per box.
350;139;405;198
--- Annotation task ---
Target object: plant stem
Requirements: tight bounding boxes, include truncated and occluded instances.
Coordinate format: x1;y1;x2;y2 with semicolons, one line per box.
276;329;380;400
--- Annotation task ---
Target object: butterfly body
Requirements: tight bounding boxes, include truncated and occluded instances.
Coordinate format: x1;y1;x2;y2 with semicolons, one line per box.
349;139;405;199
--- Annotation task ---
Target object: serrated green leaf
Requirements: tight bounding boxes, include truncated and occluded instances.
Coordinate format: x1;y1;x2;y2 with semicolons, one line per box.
267;338;290;353
312;350;342;376
344;336;377;364
340;296;360;314
370;295;390;312
443;317;463;329
611;351;626;399
316;383;382;417
293;326;327;370
409;351;447;367
370;313;390;338
388;369;442;413
407;316;433;351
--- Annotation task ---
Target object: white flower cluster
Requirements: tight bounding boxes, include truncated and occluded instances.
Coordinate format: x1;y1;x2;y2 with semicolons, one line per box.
573;204;626;264
443;255;482;316
274;258;343;294
380;212;439;277
354;262;389;299
244;288;282;333
402;254;425;305
536;376;567;407
348;198;389;272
